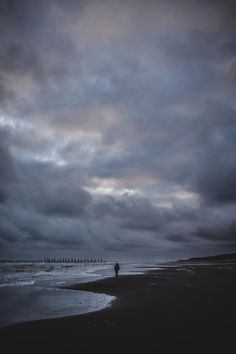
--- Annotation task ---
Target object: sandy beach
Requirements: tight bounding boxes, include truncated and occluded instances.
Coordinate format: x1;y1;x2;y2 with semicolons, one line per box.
1;263;235;353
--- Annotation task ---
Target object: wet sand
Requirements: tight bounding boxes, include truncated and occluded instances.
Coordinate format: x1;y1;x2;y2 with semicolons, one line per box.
1;264;236;353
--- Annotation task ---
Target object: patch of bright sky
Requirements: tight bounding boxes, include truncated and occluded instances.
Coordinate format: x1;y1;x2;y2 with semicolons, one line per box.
33;154;67;166
85;177;138;197
0;114;23;130
0;113;54;137
85;175;200;211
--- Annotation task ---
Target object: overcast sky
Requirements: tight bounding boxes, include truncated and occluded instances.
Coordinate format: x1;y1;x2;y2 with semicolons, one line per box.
0;0;236;261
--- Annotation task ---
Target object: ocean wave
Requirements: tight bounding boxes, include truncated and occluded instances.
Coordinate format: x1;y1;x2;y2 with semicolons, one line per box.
0;280;35;288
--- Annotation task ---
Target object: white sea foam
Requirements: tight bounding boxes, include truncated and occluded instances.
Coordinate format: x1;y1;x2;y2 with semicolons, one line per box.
0;280;35;288
0;262;112;288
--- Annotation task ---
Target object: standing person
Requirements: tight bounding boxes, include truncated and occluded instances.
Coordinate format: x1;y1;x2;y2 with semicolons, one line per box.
114;262;120;276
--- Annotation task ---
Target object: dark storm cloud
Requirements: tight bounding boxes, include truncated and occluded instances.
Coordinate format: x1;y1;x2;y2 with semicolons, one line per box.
0;128;16;202
195;220;236;243
165;234;191;243
37;185;92;217
193;102;236;204
10;158;91;217
0;0;236;260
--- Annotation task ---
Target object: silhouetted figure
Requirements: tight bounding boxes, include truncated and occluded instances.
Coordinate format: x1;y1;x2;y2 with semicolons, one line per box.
114;262;120;276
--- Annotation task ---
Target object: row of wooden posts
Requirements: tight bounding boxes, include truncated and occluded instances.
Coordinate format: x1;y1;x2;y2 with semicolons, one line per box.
43;258;106;263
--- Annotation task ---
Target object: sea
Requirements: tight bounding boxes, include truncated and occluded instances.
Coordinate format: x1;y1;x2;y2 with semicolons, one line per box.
0;261;160;327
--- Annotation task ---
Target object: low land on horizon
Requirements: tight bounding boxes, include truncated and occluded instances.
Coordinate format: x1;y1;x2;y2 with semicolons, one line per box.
177;251;236;263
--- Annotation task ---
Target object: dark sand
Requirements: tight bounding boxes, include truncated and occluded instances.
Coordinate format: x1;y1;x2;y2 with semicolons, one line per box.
1;264;236;353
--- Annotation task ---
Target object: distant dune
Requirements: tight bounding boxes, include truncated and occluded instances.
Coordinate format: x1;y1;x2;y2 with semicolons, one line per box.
178;252;236;263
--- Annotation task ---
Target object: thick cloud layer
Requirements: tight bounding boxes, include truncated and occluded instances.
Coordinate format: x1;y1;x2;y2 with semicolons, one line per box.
0;0;236;261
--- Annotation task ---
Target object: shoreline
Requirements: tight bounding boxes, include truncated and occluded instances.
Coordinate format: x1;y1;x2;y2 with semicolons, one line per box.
1;264;236;353
0;262;162;327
